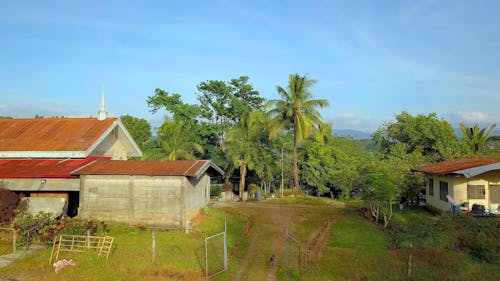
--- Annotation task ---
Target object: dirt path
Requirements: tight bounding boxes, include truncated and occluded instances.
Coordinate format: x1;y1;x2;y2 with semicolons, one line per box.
228;201;337;281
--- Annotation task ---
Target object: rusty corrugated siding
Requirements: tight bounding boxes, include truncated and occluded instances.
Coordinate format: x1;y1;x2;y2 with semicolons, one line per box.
413;158;500;175
0;157;106;178
0;118;117;152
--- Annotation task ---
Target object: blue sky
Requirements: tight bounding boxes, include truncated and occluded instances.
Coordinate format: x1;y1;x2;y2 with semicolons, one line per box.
0;0;499;133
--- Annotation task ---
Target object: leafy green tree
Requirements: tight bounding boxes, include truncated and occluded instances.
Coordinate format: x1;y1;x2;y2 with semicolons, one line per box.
147;89;202;123
225;111;268;199
120;115;152;150
197;76;264;126
373;111;463;162
143;117;203;160
361;160;398;229
267;74;329;193
460;123;497;155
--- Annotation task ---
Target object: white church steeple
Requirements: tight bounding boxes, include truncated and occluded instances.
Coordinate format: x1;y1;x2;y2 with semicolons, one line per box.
97;85;108;121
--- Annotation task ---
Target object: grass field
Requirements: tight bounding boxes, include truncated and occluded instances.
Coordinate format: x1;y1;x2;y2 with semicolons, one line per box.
0;206;248;281
1;197;498;281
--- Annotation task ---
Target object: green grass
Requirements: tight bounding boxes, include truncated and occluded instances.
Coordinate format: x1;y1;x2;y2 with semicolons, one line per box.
0;206;248;281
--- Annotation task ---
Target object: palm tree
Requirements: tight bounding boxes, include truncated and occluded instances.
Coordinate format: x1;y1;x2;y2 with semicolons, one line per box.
143;117;204;160
225;111;268;200
460;123;497;155
267;74;329;192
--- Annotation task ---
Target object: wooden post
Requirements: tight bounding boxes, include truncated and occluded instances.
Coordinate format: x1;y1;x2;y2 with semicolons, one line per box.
152;230;156;264
205;237;208;279
223;217;227;270
86;230;91;248
285;226;288;268
12;229;16;254
407;242;412;281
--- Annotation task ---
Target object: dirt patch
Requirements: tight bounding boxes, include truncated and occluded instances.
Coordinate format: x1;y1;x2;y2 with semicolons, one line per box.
305;215;337;263
226;201;337;281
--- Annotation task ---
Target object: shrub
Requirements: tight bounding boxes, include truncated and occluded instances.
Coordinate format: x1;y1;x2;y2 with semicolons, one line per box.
0;188;20;225
210;184;223;197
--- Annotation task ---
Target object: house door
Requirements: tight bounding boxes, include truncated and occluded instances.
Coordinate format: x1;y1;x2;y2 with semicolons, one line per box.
490;184;500;212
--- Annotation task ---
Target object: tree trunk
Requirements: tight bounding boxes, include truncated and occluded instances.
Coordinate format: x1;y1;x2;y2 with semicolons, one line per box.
293;128;301;193
239;162;247;201
383;199;393;229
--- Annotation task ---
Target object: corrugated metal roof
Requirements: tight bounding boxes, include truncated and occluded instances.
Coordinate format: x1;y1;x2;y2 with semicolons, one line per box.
0;117;118;152
72;160;224;178
413;158;500;177
0;157;106;178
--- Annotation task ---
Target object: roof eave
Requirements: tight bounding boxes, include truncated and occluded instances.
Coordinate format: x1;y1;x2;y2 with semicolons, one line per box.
0;151;86;158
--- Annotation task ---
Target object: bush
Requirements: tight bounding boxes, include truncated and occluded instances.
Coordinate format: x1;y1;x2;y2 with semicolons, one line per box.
210;184;223;198
0;188;20;225
388;210;499;263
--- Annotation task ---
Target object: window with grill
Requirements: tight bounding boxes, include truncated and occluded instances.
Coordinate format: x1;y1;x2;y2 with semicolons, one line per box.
439;181;448;201
467;185;485;199
428;178;434;196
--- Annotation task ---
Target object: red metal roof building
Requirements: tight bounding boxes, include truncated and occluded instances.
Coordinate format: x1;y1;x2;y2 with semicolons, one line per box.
0;157;108;178
413;158;500;213
413;158;500;177
0;117;142;159
72;160;224;179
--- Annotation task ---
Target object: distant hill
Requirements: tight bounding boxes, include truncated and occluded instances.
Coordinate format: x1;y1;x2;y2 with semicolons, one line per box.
332;129;372;140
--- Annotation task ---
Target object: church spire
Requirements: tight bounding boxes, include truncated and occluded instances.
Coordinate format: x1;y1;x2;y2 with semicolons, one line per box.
97;85;107;120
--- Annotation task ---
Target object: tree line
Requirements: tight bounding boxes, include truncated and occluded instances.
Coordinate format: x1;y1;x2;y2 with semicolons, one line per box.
120;74;498;212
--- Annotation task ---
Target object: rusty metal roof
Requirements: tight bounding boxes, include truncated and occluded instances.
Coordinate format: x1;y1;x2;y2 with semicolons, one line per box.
0;117;118;152
413;158;500;177
0;157;106;178
72;160;224;179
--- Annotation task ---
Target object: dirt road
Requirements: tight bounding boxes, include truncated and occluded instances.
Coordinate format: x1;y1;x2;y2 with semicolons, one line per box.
227;200;339;281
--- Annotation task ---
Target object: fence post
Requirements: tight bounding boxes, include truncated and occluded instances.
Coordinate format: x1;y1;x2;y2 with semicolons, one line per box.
223;217;227;270
12;229;16;254
407;242;412;281
205;236;208;280
152;230;156;264
86;230;91;248
285;225;288;268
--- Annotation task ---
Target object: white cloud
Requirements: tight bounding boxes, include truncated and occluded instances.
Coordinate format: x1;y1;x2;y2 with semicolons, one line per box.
448;111;499;128
327;114;383;133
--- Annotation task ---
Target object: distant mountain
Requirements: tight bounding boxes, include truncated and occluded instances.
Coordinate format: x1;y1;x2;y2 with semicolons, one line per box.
332;129;372;140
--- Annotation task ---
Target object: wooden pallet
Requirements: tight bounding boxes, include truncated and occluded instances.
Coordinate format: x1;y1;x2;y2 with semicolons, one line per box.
49;234;114;264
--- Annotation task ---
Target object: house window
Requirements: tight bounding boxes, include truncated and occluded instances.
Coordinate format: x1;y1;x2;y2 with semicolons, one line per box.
439;181;448;202
467;185;485;199
428;178;434;196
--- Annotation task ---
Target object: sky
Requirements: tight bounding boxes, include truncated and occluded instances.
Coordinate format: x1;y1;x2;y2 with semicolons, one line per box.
0;0;499;133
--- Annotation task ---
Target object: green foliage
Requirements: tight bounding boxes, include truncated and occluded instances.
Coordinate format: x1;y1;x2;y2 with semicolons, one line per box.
120;115;152;150
197;76;264;125
267;73;329;192
143;117;204;160
460;122;497;156
0;188;19;225
390;210;499;264
147;89;202;122
210;184;223;197
225;111;269;198
300;135;367;198
373;111;463;162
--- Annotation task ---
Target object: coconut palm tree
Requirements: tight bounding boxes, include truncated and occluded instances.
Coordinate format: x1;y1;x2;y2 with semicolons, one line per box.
460;123;497;155
225;111;268;200
267;74;329;192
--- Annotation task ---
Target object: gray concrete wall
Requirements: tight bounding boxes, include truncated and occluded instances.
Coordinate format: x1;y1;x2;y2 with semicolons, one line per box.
185;175;210;218
79;174;208;227
0;178;79;191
